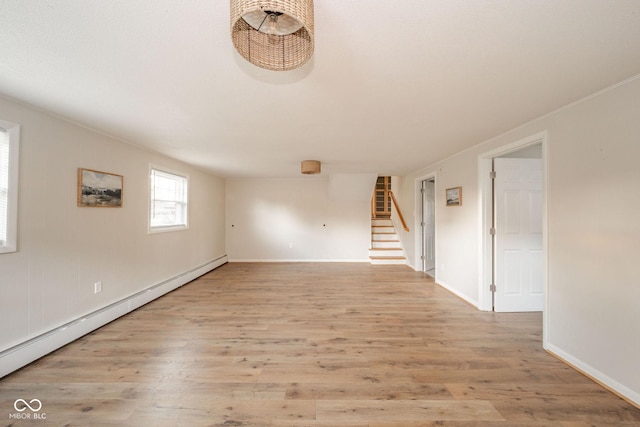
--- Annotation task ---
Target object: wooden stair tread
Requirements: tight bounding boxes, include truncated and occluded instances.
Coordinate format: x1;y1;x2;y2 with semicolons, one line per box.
370;218;404;264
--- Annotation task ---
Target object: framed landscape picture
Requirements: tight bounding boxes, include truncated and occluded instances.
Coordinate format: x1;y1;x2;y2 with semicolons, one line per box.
77;168;123;208
446;186;462;206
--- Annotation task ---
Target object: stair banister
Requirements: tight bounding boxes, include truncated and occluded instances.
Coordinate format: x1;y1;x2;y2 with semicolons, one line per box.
388;191;409;232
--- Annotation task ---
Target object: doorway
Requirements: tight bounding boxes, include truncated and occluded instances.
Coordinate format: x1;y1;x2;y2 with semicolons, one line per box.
479;133;547;313
421;178;436;277
372;176;392;219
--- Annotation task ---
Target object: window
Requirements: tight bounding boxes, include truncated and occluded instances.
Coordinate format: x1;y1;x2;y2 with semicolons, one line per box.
0;120;20;254
149;166;189;232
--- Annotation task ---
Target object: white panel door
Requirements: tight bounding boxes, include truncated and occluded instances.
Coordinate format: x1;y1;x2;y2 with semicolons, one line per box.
494;158;543;312
422;180;435;272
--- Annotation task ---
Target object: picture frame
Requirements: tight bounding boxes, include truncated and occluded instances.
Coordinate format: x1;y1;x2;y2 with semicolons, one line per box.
446;186;462;206
77;168;123;208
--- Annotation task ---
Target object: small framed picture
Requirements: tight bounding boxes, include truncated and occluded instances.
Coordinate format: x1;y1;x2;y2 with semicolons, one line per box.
78;168;123;208
446;186;462;206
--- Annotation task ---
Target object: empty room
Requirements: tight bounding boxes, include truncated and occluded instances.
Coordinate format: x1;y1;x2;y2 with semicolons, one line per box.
1;1;640;425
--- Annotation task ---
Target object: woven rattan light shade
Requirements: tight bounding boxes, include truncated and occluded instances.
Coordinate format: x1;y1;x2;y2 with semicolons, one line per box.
231;0;314;71
301;160;321;174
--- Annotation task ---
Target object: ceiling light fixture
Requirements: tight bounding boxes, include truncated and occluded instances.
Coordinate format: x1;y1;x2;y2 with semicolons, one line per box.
301;160;321;175
230;0;314;71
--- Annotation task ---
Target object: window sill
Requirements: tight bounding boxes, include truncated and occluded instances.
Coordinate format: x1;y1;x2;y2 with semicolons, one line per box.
148;225;189;234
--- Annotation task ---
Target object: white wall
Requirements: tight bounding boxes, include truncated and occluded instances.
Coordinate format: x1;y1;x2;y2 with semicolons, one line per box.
401;154;480;305
399;75;640;404
226;176;374;261
0;96;226;372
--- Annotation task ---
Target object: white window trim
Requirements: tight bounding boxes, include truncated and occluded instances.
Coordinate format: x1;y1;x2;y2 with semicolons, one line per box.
0;120;20;254
148;164;189;234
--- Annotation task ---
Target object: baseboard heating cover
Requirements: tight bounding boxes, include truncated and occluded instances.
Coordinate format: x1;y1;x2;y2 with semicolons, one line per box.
0;255;227;378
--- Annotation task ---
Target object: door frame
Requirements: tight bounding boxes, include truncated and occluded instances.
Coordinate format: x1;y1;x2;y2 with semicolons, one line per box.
477;132;548;322
414;172;437;275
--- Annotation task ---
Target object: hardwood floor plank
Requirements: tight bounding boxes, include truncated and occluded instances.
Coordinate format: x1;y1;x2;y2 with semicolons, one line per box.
316;400;504;422
1;262;639;426
285;382;452;400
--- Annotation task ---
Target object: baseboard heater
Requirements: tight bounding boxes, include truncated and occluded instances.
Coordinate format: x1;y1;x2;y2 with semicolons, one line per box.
0;255;228;378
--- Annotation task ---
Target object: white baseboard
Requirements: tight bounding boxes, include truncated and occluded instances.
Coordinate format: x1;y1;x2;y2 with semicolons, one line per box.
0;255;227;379
228;259;371;263
546;343;640;408
435;279;480;308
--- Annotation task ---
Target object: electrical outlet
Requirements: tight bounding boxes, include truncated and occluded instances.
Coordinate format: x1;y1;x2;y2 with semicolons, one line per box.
94;281;103;294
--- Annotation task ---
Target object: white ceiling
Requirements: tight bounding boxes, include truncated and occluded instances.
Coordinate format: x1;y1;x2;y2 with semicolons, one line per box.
2;1;640;178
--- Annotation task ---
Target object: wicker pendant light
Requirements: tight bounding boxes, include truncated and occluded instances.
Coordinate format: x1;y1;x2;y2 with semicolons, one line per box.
301;160;321;174
231;0;314;71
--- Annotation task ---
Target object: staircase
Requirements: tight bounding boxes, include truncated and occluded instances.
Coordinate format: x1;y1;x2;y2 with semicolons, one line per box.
369;218;406;265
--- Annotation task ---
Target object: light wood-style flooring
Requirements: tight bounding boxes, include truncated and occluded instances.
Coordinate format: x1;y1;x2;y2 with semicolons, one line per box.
2;262;640;426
